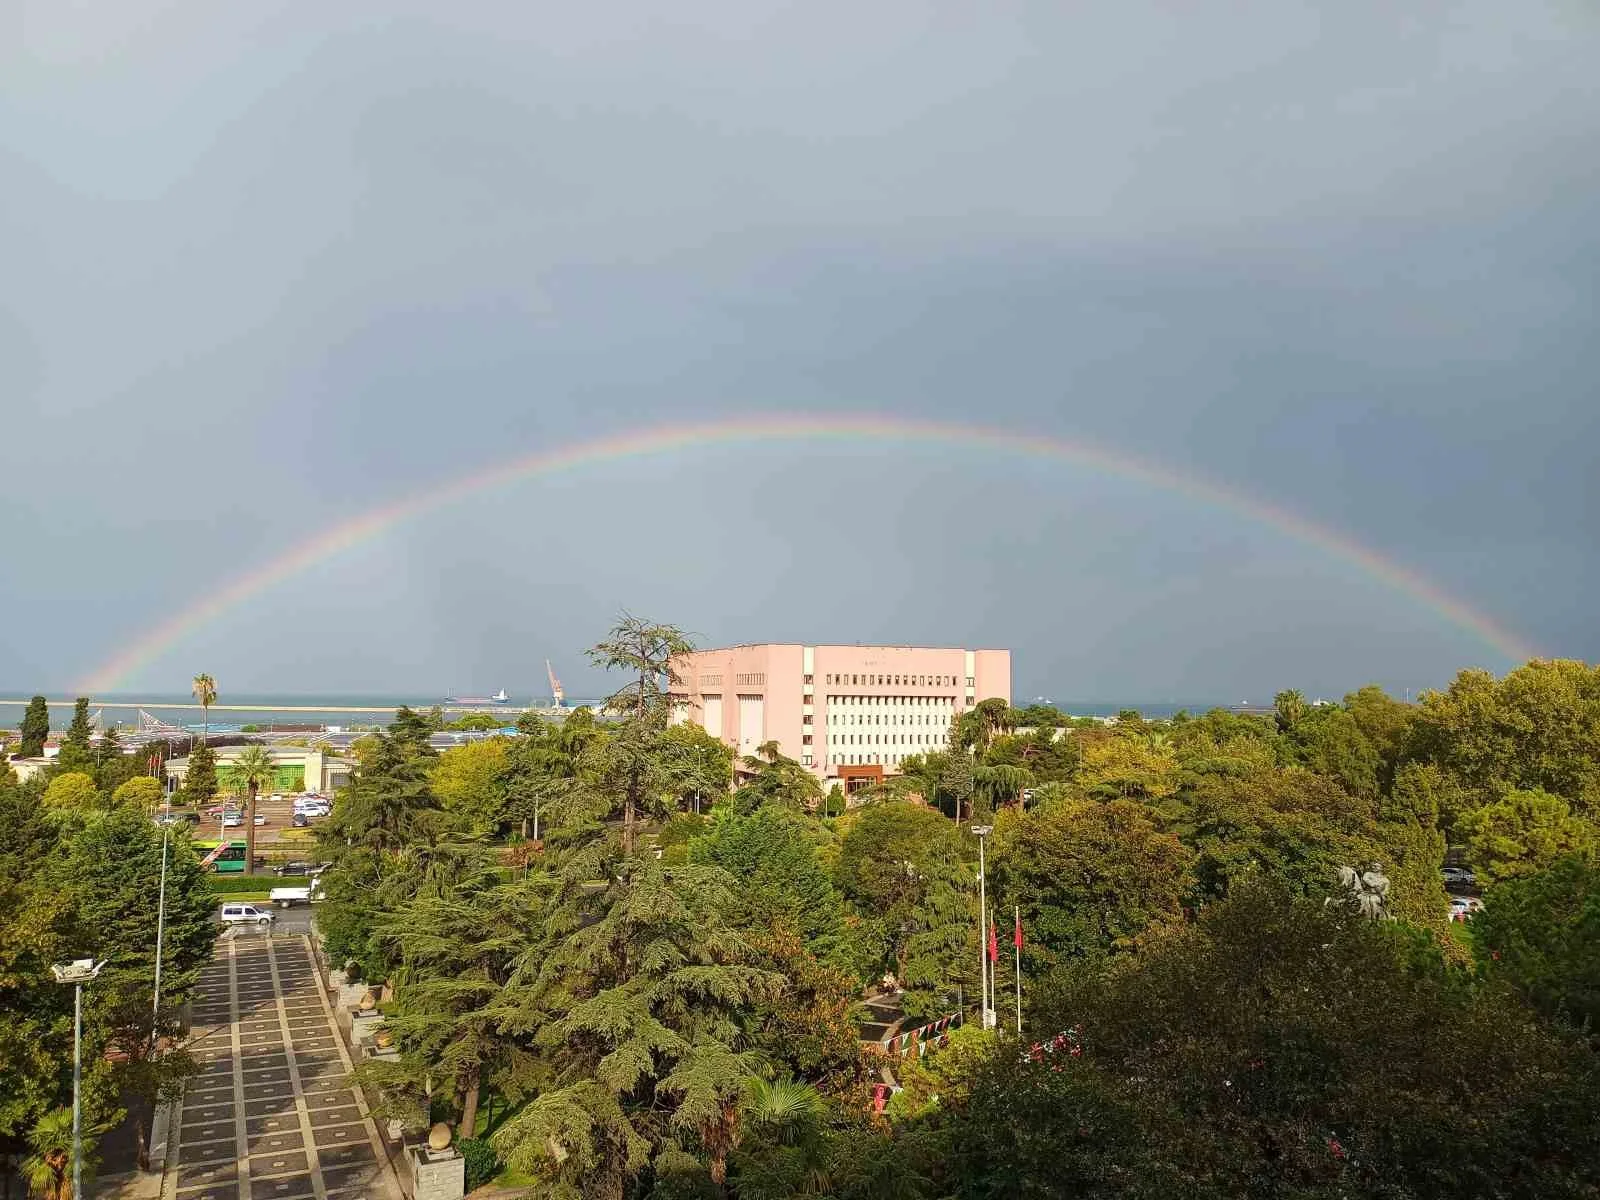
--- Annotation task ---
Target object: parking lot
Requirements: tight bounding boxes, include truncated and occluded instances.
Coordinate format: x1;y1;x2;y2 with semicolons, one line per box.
172;934;401;1200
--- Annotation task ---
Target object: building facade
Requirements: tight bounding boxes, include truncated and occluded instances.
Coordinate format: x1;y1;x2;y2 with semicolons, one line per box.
670;644;1010;786
165;744;355;796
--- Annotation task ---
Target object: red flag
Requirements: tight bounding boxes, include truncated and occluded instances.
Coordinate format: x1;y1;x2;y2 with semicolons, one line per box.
1014;910;1024;950
987;913;999;963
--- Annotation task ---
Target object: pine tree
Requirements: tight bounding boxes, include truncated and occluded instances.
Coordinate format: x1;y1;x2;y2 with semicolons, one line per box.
19;696;50;758
180;742;218;806
491;861;785;1194
58;699;94;772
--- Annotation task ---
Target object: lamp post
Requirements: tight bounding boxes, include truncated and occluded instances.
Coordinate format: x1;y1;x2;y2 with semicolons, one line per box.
52;959;105;1200
970;824;993;1030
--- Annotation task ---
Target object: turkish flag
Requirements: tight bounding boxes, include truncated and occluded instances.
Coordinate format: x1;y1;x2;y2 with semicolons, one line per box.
987;914;999;963
1013;910;1024;950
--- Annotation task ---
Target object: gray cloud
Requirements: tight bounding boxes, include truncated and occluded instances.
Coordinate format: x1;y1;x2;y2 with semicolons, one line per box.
2;0;1595;700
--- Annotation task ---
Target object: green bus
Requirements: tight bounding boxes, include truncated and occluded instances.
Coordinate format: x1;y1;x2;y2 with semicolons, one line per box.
202;841;249;874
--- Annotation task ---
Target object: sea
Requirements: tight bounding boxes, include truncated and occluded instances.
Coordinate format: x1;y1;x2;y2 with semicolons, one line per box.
0;692;1224;734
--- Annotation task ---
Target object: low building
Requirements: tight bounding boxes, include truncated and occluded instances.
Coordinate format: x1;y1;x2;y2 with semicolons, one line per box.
165;744;355;796
670;643;1011;788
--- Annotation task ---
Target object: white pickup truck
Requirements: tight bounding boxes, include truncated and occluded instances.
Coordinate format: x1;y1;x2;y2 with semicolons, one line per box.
268;878;326;908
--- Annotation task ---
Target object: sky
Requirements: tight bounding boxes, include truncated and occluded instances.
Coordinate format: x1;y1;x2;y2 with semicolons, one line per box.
2;1;1597;704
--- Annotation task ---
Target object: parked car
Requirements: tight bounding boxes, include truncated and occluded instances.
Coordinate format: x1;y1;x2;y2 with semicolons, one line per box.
155;811;201;827
219;903;275;927
273;860;322;877
254;813;268;826
220;812;243;827
292;813;308;828
1441;866;1476;888
205;803;240;818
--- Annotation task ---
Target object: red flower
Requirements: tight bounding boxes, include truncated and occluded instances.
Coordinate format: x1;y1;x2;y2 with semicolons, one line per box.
1327;1138;1347;1161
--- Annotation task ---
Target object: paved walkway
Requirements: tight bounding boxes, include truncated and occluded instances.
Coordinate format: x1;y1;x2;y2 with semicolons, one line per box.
169;935;404;1200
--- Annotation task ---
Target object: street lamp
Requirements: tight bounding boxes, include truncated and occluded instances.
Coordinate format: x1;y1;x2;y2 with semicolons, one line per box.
52;958;105;1200
970;824;994;1030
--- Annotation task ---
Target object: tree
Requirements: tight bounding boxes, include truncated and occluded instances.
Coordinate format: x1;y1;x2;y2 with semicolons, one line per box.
834;804;976;1018
1475;856;1600;1035
370;853;544;1139
112;776;164;813
491;862;785;1195
994;798;1192;970
231;745;275;876
1460;789;1597;887
587;614;695;854
191;673;216;743
661;723;733;816
734;741;823;814
1409;661;1600;820
958;878;1600;1200
1273;688;1308;733
179;742;218;806
1075;732;1178;802
431;739;511;836
19;696;49;758
57;699;94;773
726;1076;830;1200
44;771;101;811
21;1109;76;1200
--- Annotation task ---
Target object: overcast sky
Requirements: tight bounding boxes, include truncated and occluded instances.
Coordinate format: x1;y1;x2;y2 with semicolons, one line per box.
3;1;1596;704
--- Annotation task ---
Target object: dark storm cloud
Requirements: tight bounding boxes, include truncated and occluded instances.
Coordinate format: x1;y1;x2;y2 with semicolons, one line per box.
1;0;1595;698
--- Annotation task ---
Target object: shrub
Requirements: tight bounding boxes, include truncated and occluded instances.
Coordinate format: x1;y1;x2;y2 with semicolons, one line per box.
209;874;307;893
458;1137;500;1190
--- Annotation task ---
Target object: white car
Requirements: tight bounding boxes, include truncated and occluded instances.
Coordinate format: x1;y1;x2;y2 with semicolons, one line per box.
220;903;275;927
220;812;243;827
254;813;269;826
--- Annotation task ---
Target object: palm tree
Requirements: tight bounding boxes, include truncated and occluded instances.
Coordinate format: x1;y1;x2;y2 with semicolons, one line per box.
232;744;274;877
734;1076;829;1196
191;674;217;744
21;1109;74;1200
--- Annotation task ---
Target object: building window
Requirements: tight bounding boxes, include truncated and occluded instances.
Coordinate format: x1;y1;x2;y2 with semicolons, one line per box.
967;676;975;687
802;754;813;766
802;713;812;725
804;674;813;684
735;672;766;686
802;734;812;745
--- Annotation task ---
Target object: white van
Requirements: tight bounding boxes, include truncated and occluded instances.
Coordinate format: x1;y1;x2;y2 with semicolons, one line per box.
220;903;275;927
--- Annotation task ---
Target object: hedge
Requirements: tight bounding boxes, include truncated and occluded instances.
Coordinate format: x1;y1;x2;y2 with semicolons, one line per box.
209;874;308;893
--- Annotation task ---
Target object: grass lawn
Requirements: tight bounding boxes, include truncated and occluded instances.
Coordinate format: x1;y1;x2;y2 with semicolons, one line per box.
486;1165;539;1190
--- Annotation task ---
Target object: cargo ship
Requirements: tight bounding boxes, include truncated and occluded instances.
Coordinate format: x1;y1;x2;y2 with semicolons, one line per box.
445;689;511;705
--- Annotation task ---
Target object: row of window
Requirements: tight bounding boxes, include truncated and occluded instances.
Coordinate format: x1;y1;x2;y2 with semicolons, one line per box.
822;672;974;688
833;753;911;766
829;733;944;747
734;672;766;686
828;713;946;726
826;694;953;706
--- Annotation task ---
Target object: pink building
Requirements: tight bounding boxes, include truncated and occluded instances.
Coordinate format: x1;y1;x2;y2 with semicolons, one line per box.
669;644;1011;786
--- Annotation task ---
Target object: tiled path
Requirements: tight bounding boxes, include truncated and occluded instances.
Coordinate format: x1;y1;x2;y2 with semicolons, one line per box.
171;936;403;1200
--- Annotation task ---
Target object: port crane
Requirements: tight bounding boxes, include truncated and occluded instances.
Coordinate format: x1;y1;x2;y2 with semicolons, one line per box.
546;660;565;709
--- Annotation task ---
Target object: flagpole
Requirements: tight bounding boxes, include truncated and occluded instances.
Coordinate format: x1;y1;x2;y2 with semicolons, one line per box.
1013;904;1022;1035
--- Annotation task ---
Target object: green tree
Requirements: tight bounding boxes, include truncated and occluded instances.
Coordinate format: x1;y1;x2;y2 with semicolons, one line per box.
726;1076;830;1200
661;722;733;816
111;775;164;813
21;1108;77;1200
43;771;102;811
57;699;94;773
19;695;50;758
1474;856;1600;1035
491;861;785;1194
431;739;511;836
191;673;216;743
963;878;1600;1200
587;614;695;855
1273;688;1308;733
834;804;975;1018
993;798;1192;970
231;744;275;876
1410;661;1600;820
369;852;545;1138
734;741;823;814
179;741;218;806
690;806;851;967
1460;788;1597;887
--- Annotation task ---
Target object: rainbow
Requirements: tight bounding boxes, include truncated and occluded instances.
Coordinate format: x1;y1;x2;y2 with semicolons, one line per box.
77;413;1537;692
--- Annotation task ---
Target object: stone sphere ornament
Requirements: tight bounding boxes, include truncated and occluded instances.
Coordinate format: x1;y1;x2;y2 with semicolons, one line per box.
374;1028;394;1049
427;1122;452;1151
359;989;378;1012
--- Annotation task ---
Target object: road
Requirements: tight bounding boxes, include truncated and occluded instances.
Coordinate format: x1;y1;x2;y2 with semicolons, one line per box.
170;932;403;1200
